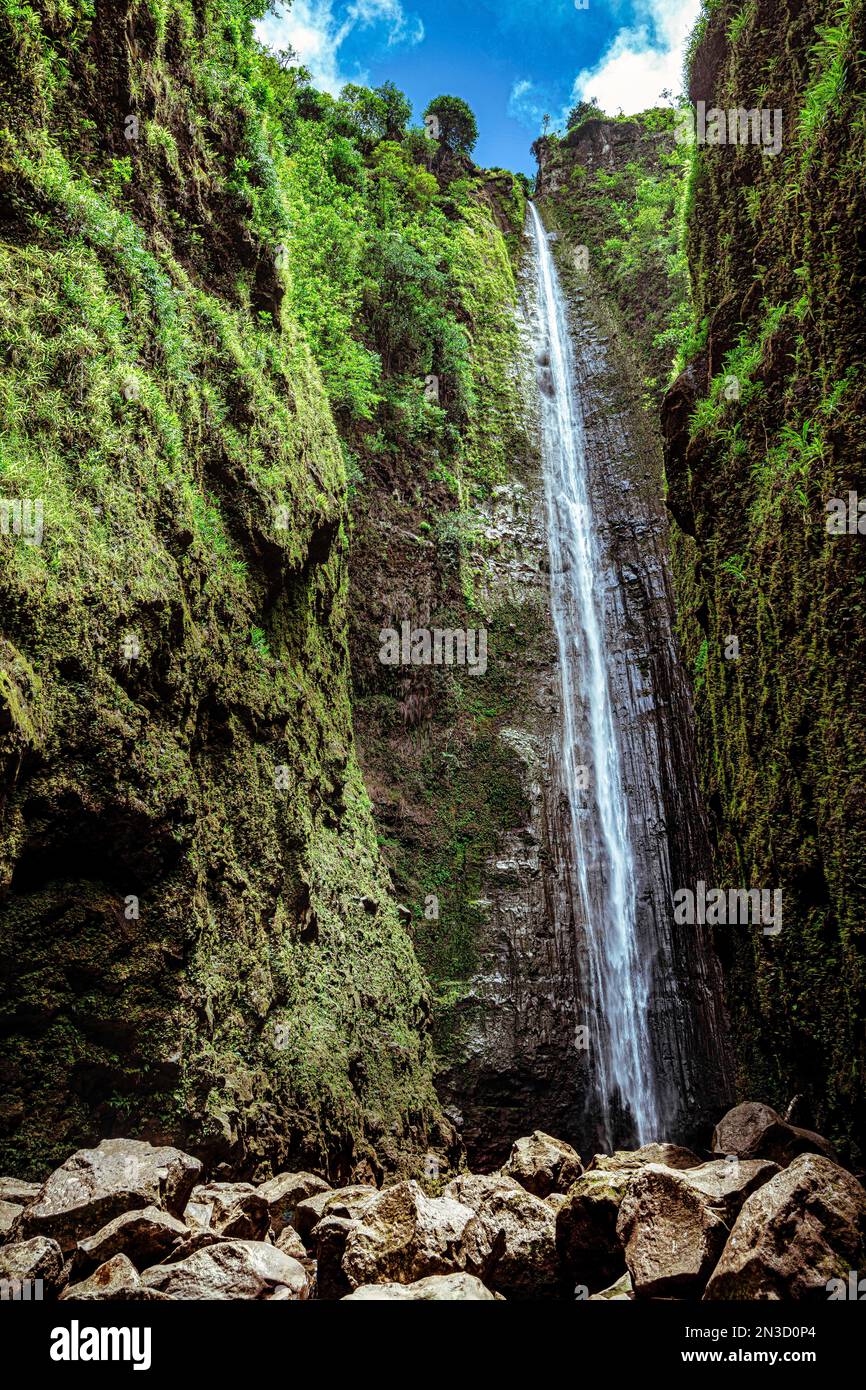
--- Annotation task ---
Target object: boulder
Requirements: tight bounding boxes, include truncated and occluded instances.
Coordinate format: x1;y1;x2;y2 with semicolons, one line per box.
311;1215;358;1300
588;1144;701;1175
60;1253;142;1301
256;1171;330;1236
343;1273;497;1301
275;1224;312;1269
341;1180;479;1290
444;1173;558;1299
712;1102;836;1167
500;1131;583;1198
616;1159;778;1298
15;1139;201;1250
294;1185;378;1243
589;1271;634;1300
0;1178;41;1205
0;1235;64;1294
704;1154;866;1300
184;1183;269;1241
77;1205;188;1271
555;1168;632;1291
141;1239;309;1300
0;1200;23;1240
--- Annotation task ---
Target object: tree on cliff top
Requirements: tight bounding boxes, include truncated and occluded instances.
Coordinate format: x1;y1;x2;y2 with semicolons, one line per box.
566;98;602;130
423;95;479;155
341;80;413;144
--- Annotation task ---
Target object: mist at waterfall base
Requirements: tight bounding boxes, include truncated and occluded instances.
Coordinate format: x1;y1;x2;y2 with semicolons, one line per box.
528;202;663;1152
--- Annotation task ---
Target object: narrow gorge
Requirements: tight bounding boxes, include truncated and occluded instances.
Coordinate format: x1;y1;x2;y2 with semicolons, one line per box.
0;0;864;1321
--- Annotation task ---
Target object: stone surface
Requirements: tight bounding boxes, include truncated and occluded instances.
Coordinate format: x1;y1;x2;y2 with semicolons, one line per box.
141;1239;309;1300
0;1200;23;1239
500;1131;583;1198
555;1168;632;1291
617;1160;778;1298
77;1205;188;1270
0;1178;41;1205
704;1154;866;1300
588;1144;701;1175
294;1185;377;1242
60;1253;141;1301
275;1224;312;1268
343;1273;497;1301
184;1183;269;1240
711;1102;836;1168
0;1235;64;1292
444;1173;558;1299
16;1139;202;1250
256;1171;330;1236
341;1180;479;1289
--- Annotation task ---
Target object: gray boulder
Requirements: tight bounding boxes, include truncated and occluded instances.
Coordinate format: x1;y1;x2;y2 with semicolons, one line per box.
555;1167;632;1291
705;1154;866;1300
617;1159;778;1298
15;1139;201;1251
342;1272;497;1301
294;1185;377;1243
60;1253;142;1300
444;1173;558;1299
712;1102;835;1167
341;1180;479;1290
501;1131;583;1198
77;1205;188;1270
141;1238;309;1300
257;1172;331;1236
184;1183;269;1241
0;1235;64;1294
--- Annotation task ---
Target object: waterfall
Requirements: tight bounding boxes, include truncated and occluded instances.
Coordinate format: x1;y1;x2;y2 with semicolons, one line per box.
527;202;660;1148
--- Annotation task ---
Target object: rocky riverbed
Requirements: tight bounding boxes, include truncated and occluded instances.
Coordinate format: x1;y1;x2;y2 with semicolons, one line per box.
1;1102;863;1301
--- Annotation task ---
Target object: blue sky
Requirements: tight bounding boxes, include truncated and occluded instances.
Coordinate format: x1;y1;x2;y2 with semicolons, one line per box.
257;0;701;174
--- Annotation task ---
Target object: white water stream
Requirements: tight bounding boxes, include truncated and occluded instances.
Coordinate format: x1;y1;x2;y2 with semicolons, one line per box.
528;202;660;1146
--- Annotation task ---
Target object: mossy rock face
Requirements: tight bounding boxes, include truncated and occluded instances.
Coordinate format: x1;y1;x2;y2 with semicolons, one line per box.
0;0;445;1181
662;0;866;1163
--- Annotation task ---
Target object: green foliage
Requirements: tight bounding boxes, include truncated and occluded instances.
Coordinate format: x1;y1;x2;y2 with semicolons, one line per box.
566;98;602;131
423;94;479;154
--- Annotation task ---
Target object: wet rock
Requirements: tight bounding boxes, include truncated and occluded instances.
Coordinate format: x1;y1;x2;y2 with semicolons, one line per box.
0;1235;64;1293
343;1273;497;1301
711;1102;836;1167
141;1239;309;1300
589;1271;634;1300
77;1205;188;1270
60;1253;141;1300
0;1178;41;1205
444;1173;558;1299
555;1168;632;1291
0;1200;23;1240
256;1171;330;1236
184;1183;269;1240
588;1144;701;1175
500;1131;583;1197
341;1180;479;1290
704;1154;866;1300
617;1160;778;1298
15;1139;201;1251
294;1185;377;1243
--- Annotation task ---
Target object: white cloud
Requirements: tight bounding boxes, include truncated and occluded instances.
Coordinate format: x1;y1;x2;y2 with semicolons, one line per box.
256;0;424;97
508;78;550;129
568;0;701;116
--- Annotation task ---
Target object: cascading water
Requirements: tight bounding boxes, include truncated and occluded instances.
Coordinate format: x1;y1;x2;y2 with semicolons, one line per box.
527;201;660;1148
